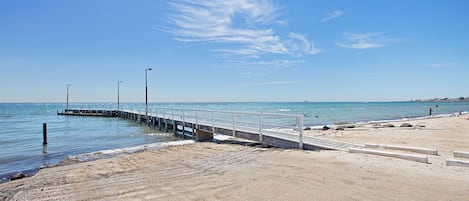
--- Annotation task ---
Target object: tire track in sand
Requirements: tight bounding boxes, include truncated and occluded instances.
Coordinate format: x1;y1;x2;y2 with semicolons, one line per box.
8;143;265;200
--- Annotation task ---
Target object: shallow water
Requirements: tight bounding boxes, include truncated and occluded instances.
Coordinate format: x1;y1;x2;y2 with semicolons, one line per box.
0;103;178;182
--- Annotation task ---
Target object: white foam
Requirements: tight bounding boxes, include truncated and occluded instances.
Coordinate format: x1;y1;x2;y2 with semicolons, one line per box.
67;140;194;162
213;134;232;140
306;125;325;130
355;111;465;126
264;127;296;134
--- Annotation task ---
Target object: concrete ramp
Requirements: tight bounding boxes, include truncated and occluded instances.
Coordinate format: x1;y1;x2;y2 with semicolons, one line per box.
304;137;363;151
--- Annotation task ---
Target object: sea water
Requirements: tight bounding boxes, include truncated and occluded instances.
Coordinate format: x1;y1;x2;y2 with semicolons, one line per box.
0;103;179;182
1;101;469;182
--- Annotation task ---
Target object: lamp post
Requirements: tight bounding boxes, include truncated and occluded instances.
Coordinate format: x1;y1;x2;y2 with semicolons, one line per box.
117;80;123;112
66;84;71;111
145;68;152;122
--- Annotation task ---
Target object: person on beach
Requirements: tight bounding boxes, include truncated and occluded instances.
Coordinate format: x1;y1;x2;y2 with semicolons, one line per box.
429;107;432;116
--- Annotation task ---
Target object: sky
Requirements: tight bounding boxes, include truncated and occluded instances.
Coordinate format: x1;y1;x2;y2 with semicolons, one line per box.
1;0;468;103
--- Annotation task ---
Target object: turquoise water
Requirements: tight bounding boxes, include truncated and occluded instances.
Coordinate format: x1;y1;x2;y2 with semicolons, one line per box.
138;101;468;126
1;102;469;182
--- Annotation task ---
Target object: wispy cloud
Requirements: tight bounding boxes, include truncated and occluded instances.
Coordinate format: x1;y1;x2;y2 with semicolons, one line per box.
223;59;304;77
288;32;321;55
425;62;454;68
233;80;297;87
321;10;344;22
165;0;319;60
227;59;305;69
336;32;394;49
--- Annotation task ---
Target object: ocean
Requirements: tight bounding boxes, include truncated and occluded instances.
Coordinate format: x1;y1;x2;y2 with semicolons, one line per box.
1;101;469;182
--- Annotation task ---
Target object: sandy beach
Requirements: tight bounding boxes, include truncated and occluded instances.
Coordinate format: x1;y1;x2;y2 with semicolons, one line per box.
2;115;469;200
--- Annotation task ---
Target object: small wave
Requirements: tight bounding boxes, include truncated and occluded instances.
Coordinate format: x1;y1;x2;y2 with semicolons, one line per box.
279;109;290;112
66;140;194;163
214;134;232;140
264;127;296;134
1;168;39;183
146;132;174;137
354;111;466;126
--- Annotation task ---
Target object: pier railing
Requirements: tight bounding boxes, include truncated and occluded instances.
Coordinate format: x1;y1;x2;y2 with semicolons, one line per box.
127;108;305;148
58;107;364;151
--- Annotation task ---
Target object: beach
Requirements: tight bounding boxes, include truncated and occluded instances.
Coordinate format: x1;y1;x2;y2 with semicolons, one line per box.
2;115;469;200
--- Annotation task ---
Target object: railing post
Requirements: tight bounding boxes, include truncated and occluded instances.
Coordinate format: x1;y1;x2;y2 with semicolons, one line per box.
259;112;263;143
192;110;197;140
195;110;199;130
172;109;176;134
211;111;215;134
232;113;236;136
164;109;168;132
299;116;304;149
182;111;185;137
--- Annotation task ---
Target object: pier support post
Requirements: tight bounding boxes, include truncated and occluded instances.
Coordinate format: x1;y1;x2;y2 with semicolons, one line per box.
192;123;195;140
158;118;161;130
42;123;48;145
195;129;213;141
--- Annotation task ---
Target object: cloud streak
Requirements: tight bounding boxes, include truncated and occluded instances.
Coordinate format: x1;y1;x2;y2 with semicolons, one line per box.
165;0;319;60
336;33;393;49
233;80;297;87
425;63;454;68
321;10;344;22
227;59;305;69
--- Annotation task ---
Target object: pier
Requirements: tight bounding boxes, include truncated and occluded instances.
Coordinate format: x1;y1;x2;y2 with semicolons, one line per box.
58;108;362;151
58;109;118;117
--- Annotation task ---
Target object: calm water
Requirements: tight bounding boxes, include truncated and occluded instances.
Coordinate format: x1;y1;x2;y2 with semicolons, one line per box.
1;102;469;181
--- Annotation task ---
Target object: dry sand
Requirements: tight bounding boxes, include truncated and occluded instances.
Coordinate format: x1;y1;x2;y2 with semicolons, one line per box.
304;114;469;165
2;115;469;200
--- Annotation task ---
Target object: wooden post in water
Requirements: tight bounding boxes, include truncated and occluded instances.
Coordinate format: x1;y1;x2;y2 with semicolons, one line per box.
42;123;48;145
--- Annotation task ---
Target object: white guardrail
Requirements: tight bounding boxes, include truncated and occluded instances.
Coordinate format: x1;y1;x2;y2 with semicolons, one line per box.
128;107;305;148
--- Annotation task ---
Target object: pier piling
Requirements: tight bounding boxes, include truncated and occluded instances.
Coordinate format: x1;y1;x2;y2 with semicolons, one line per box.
43;123;48;145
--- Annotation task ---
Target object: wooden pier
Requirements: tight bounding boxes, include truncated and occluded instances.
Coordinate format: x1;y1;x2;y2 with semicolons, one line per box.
58;109;118;117
58;108;362;151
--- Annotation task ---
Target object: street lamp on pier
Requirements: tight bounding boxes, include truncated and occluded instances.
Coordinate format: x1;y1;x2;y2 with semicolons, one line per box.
117;80;123;112
145;68;152;122
66;84;72;111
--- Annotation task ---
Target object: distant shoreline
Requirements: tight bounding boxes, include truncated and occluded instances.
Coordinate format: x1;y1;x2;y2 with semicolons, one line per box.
411;97;469;102
1;97;468;104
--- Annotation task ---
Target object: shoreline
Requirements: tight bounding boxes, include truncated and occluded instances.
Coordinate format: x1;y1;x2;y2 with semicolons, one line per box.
305;111;468;129
0;140;194;183
305;113;469;152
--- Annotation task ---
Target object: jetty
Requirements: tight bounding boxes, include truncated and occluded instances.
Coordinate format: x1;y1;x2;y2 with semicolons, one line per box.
58;109;118;117
58;108;362;151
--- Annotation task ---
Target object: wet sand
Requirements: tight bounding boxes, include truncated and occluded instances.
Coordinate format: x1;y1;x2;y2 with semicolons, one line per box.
1;115;469;200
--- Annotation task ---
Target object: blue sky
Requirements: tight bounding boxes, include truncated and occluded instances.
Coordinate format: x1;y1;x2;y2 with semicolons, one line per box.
1;0;468;102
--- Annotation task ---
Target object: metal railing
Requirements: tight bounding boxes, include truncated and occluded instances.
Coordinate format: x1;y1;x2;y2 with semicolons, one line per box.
123;107;305;149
